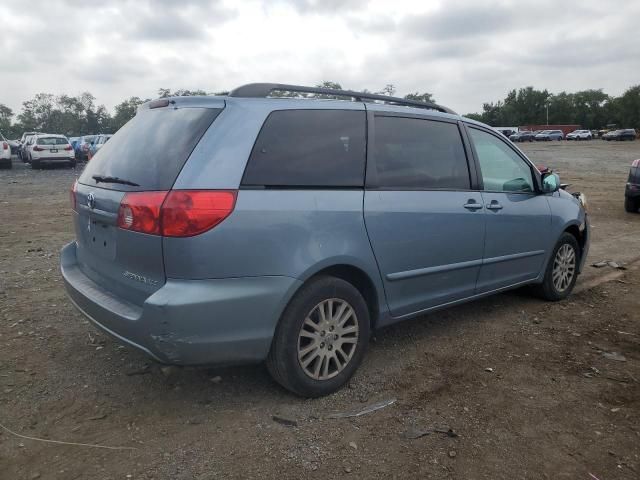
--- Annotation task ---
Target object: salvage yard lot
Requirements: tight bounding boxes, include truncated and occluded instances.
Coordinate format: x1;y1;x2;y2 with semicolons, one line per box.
1;141;639;479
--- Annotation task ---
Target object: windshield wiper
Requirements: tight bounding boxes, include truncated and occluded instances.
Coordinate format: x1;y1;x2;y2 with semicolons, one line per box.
92;175;140;187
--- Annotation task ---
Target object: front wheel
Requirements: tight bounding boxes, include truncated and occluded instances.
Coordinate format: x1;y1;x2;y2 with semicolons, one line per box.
267;276;370;397
533;233;579;301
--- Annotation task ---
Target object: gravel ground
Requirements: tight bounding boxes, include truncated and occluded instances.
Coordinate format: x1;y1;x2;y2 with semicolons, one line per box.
1;140;639;479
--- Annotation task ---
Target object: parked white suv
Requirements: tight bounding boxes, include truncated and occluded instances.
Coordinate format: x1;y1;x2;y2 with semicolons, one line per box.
30;134;76;169
0;132;11;169
566;130;592;141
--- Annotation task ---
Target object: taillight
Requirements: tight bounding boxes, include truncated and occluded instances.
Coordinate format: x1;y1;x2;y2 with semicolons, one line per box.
64;145;73;151
117;191;168;235
116;190;237;237
161;190;237;237
2;142;7;150
33;146;44;151
70;180;78;212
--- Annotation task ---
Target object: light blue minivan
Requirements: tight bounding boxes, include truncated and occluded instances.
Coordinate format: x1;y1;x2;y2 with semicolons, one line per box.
61;84;589;397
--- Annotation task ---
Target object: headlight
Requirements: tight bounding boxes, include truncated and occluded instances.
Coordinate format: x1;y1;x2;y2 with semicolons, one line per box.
577;193;588;212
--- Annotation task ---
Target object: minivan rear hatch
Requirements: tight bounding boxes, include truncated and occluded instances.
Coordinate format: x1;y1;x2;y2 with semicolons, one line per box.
74;102;224;305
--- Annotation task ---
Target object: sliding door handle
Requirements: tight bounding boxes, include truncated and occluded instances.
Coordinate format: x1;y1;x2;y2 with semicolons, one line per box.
486;201;503;211
463;201;483;210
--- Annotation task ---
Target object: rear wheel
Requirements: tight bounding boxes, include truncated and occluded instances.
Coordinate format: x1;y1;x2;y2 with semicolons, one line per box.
31;159;41;169
625;198;639;213
533;233;579;301
68;160;76;168
267;276;370;397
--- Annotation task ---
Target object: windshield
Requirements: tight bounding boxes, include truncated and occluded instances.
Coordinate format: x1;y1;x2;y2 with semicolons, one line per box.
80;107;222;191
37;137;69;145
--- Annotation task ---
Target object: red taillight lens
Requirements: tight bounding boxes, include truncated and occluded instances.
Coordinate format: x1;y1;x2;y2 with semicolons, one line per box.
117;191;168;235
116;190;237;237
70;180;78;212
64;145;73;151
161;190;237;237
2;142;7;150
33;146;44;151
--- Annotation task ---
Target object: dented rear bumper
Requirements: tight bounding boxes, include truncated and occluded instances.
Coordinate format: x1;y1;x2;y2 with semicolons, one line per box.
60;241;301;365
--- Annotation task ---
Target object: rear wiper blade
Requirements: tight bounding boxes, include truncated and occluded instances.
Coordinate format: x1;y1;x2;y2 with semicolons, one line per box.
92;175;140;187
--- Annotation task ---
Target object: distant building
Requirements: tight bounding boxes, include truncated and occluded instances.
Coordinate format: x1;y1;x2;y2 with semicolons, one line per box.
520;124;581;136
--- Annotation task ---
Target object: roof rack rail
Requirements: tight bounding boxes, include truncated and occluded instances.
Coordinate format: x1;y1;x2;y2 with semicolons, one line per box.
228;83;456;114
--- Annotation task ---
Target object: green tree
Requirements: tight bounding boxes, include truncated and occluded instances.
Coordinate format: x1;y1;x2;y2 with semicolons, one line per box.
0;104;15;137
111;96;147;131
404;92;435;103
616;85;640;129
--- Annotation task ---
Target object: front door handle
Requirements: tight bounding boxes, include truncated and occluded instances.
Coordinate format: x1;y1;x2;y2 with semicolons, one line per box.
486;201;503;211
463;200;483;210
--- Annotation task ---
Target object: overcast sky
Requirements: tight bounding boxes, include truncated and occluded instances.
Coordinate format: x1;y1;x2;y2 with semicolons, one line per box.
1;0;638;115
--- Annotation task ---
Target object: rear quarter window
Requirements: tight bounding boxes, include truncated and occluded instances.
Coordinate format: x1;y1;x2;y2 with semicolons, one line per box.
242;110;366;187
80;107;221;191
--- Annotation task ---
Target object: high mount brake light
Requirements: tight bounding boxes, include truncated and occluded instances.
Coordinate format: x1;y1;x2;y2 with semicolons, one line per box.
116;190;237;237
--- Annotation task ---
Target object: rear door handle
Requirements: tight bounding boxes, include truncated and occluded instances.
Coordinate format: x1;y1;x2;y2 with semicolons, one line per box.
463;201;483;210
486;201;503;211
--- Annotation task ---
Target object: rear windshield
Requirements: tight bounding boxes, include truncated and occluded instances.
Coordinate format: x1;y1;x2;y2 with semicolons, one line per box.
80;107;221;190
37;137;68;145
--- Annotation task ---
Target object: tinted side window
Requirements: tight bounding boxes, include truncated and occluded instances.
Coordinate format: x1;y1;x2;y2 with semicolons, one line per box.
242;110;366;187
469;128;534;193
373;116;470;189
629;167;639;184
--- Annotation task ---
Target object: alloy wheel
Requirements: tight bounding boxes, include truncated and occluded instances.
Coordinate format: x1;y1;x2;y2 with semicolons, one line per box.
297;298;359;380
552;244;576;292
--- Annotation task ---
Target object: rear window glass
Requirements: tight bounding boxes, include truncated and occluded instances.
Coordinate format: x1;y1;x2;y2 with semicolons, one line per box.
373;116;470;189
80;107;221;190
242;110;366;187
37;137;68;145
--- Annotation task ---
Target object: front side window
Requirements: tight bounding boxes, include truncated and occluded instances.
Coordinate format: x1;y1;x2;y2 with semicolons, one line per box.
469;127;535;193
242;110;366;187
373;116;470;189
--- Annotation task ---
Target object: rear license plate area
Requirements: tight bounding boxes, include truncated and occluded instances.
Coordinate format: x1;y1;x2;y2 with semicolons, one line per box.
82;217;116;259
50;148;58;153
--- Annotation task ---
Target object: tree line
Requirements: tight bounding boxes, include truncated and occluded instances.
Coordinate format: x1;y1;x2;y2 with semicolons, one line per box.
464;85;640;130
1;82;637;139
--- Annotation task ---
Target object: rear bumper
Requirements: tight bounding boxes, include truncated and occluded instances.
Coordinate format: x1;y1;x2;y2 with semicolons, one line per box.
33;156;74;163
60;242;301;366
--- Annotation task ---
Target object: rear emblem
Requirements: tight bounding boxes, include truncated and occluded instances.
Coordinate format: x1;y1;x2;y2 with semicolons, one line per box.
87;192;96;210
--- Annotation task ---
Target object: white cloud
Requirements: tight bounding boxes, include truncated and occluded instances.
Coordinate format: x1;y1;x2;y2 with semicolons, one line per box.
0;0;638;116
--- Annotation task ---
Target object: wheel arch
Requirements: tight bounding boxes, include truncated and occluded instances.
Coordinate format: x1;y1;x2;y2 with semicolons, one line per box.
297;262;384;329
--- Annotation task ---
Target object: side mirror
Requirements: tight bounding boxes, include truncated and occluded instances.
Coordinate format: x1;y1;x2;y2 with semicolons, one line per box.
541;172;560;193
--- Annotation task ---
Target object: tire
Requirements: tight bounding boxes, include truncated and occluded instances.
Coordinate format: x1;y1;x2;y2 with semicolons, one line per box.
68;160;76;168
625;198;639;213
533;233;580;301
267;276;370;397
31;160;41;170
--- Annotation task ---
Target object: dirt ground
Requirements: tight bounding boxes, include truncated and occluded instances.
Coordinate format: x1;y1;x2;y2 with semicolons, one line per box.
1;140;639;479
